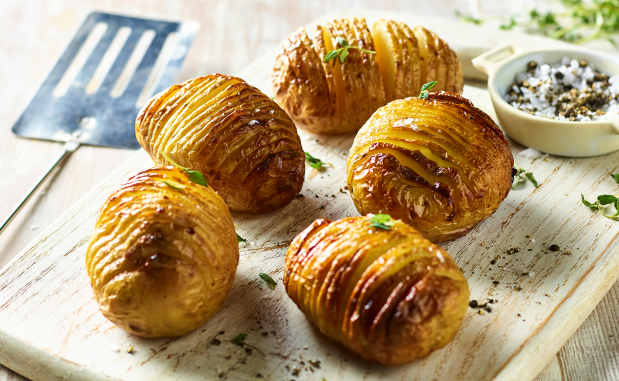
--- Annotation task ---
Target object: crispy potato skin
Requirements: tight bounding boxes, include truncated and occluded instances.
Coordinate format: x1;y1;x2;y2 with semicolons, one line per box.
85;167;239;338
347;92;514;242
272;18;462;135
284;216;469;365
136;74;305;214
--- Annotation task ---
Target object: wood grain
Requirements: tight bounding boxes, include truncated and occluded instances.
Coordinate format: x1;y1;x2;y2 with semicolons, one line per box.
0;1;617;380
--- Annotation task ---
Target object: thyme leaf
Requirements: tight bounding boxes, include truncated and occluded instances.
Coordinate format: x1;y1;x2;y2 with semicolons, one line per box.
323;37;376;66
611;173;619;183
305;152;328;170
512;163;539;189
237;233;246;243
259;273;276;289
419;81;438;99
160;151;208;187
369;214;395;230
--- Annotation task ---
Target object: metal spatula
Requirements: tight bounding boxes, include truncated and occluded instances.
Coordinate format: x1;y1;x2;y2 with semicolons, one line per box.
1;12;199;233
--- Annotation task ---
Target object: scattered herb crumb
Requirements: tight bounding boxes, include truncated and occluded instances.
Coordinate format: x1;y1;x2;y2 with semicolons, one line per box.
259;273;276;289
231;333;247;346
296;194;304;199
211;338;221;346
127;345;134;354
493;280;500;285
506;247;521;255
549;244;560;252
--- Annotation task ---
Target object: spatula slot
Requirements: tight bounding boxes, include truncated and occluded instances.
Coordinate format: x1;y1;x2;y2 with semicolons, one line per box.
86;26;132;95
52;22;108;97
135;32;180;108
110;29;156;98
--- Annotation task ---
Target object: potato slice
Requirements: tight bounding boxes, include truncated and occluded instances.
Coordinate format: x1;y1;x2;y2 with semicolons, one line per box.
386;20;413;101
427;29;448;91
350;18;386;112
397;22;421;98
372;20;397;101
414;26;437;86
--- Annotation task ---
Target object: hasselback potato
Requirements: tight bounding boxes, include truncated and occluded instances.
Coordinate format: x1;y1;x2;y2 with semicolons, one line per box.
347;92;514;242
284;215;469;365
272;18;463;134
86;167;239;338
136;74;305;214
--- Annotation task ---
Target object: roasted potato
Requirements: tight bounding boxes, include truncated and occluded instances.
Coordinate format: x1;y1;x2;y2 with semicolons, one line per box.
284;215;469;365
347;92;514;242
136;74;305;214
86;167;239;338
272;18;462;135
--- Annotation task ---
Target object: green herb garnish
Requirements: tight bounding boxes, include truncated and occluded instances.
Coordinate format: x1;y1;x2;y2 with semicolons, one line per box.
231;333;247;346
612;173;619;183
419;81;438;100
162;180;184;190
160;151;208;187
234;224;246;242
581;174;619;221
323;37;376;66
305;152;328;170
259;273;276;289
456;0;619;46
512;163;539;189
369;214;395;230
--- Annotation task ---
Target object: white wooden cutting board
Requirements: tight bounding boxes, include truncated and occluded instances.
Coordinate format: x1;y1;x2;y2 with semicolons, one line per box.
1;9;618;381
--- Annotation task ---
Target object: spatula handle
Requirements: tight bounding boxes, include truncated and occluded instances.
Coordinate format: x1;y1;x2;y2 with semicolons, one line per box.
0;142;80;235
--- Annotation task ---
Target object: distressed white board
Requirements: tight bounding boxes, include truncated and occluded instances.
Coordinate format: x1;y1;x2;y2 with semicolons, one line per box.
1;9;618;381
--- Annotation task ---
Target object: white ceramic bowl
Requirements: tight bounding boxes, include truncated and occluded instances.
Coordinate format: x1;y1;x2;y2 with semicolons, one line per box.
472;45;619;157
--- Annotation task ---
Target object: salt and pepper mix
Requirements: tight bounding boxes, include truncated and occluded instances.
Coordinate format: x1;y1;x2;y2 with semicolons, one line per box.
505;58;619;122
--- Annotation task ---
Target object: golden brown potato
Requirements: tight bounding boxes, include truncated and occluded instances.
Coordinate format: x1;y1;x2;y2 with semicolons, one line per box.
86;167;239;338
347;92;514;242
284;215;469;365
136;74;305;214
272;18;462;134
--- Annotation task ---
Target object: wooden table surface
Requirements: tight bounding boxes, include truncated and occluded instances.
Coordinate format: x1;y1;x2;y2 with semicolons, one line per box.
0;1;616;380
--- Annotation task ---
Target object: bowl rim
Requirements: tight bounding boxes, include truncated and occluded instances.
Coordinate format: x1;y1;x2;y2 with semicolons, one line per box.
484;46;619;126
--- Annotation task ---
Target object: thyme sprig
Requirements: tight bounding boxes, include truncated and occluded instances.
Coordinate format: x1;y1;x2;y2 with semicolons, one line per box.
323;37;376;66
512;162;539;189
419;81;438;100
160;151;208;187
305;152;329;170
581;174;619;221
456;0;619;46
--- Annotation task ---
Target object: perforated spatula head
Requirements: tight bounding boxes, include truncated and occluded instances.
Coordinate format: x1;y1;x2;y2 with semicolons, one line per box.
12;12;199;149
